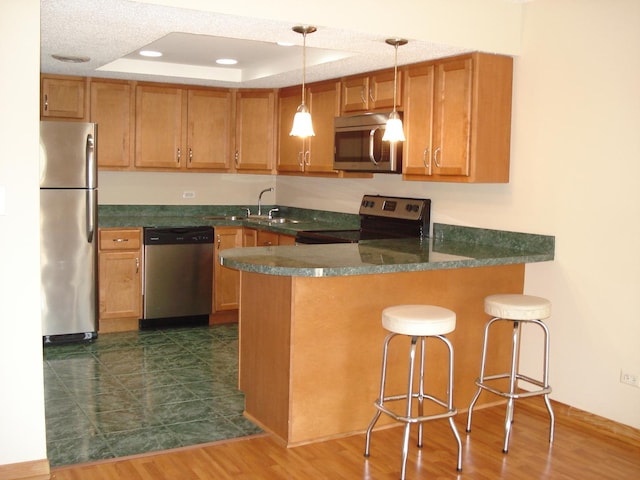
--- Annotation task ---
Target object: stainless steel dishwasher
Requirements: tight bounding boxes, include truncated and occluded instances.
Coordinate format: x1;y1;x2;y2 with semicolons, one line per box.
142;226;214;328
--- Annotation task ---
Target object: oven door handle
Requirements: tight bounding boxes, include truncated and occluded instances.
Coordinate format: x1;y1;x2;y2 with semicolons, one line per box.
369;128;380;165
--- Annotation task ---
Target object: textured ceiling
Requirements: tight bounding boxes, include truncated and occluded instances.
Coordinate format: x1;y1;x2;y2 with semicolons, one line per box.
40;0;472;88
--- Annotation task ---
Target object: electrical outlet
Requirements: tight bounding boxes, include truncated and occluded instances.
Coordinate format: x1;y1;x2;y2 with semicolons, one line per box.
182;191;196;199
620;370;640;387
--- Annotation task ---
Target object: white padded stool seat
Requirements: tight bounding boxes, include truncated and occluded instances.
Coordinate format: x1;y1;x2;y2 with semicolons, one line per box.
484;294;551;321
382;305;456;336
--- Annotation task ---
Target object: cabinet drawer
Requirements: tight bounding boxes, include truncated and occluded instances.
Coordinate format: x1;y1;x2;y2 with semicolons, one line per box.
99;228;141;251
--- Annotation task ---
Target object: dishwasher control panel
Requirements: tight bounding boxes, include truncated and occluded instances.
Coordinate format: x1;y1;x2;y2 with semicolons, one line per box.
144;226;214;245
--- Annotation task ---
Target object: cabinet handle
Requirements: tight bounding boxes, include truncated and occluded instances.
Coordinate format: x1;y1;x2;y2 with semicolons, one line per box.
304;150;311;166
189;148;193;164
234;150;239;167
135;257;139;274
297;151;304;168
112;238;129;243
369;87;375;103
423;148;432;174
177;148;181;164
217;234;221;249
360;87;366;106
44;94;48;111
433;147;441;168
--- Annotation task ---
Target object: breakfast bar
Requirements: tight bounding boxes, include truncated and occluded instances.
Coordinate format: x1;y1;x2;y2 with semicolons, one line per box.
221;224;554;447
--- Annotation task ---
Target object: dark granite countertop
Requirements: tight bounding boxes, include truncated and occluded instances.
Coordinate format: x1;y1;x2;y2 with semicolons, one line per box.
220;223;555;277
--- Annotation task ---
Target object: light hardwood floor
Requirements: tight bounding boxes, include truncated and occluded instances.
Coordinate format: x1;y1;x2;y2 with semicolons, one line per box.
50;400;639;479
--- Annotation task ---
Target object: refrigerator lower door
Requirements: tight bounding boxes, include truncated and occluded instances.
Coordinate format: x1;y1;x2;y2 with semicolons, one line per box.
40;188;97;338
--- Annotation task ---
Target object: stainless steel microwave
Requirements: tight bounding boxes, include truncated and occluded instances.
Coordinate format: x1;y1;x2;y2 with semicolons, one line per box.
333;112;402;173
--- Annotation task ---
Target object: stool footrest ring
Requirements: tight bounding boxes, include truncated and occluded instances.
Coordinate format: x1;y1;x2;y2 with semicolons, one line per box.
475;373;552;399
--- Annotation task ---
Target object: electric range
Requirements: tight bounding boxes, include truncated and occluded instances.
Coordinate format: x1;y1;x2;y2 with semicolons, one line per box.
295;195;431;244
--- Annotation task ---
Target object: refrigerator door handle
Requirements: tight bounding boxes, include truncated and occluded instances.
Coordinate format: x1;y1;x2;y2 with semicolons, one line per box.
86;133;96;189
86;189;96;243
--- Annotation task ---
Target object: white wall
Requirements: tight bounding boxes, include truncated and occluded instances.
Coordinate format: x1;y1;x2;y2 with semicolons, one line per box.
0;0;48;466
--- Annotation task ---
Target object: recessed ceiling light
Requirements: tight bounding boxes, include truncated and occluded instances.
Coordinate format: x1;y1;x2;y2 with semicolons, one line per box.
277;41;295;47
51;54;90;63
216;58;238;65
139;50;162;57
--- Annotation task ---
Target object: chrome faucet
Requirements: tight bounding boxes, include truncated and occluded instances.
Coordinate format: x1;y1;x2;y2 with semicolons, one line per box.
257;188;273;216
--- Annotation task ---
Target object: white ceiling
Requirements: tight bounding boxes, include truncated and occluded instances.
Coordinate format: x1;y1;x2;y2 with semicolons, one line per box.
40;0;473;88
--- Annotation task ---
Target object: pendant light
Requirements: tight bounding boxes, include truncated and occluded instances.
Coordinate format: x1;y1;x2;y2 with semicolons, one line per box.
382;38;408;142
290;25;317;137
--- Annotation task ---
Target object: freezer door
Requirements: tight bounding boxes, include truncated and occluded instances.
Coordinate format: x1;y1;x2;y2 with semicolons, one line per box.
40;121;97;189
40;189;98;336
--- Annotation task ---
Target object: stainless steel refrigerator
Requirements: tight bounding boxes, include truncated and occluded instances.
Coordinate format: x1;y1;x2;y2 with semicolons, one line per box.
40;121;98;342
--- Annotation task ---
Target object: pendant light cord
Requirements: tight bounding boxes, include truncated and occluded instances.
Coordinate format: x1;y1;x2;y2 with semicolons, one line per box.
392;42;398;113
301;30;307;106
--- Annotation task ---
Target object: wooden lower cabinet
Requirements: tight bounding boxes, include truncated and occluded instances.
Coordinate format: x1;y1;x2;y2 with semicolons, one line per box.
213;227;243;314
244;228;295;246
98;228;142;333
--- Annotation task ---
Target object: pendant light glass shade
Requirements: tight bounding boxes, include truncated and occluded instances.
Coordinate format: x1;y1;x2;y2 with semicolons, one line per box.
290;104;315;137
383;38;407;142
290;25;316;137
382;111;406;142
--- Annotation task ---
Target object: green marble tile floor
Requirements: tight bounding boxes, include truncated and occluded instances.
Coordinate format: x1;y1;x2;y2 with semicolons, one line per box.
43;324;261;467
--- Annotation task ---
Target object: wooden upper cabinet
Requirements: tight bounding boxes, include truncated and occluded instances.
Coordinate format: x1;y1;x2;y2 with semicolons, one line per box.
234;89;276;173
306;81;340;173
135;84;186;169
341;69;401;114
186;88;233;171
403;53;513;183
90;80;134;169
41;75;87;120
277;86;305;173
277;81;340;175
403;64;435;176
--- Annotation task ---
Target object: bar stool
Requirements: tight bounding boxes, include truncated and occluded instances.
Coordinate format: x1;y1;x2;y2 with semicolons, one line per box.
466;294;555;453
364;305;463;479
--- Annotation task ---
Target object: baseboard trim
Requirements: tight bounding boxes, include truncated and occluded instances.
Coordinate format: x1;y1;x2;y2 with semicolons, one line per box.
0;458;50;480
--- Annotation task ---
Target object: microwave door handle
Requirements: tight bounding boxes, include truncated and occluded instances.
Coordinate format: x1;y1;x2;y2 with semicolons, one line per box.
369;128;379;165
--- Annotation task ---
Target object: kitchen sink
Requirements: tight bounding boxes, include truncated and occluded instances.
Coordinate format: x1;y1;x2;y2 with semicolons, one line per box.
201;215;247;221
245;215;300;224
201;215;300;224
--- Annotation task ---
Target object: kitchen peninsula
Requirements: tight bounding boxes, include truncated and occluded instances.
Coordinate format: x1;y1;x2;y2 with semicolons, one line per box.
221;224;554;446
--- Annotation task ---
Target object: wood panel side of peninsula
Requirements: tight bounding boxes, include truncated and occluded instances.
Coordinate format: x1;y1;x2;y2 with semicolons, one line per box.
238;263;524;447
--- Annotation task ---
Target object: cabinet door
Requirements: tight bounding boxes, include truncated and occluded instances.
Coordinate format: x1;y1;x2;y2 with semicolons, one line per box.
214;227;243;311
277;86;306;173
403;65;435;176
187;88;233;171
432;58;472;177
256;230;279;247
243;228;258;247
341;76;368;113
278;234;296;246
306;81;340;173
90;80;134;169
369;70;401;111
234;90;276;172
135;85;186;169
99;251;142;319
41;76;86;120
